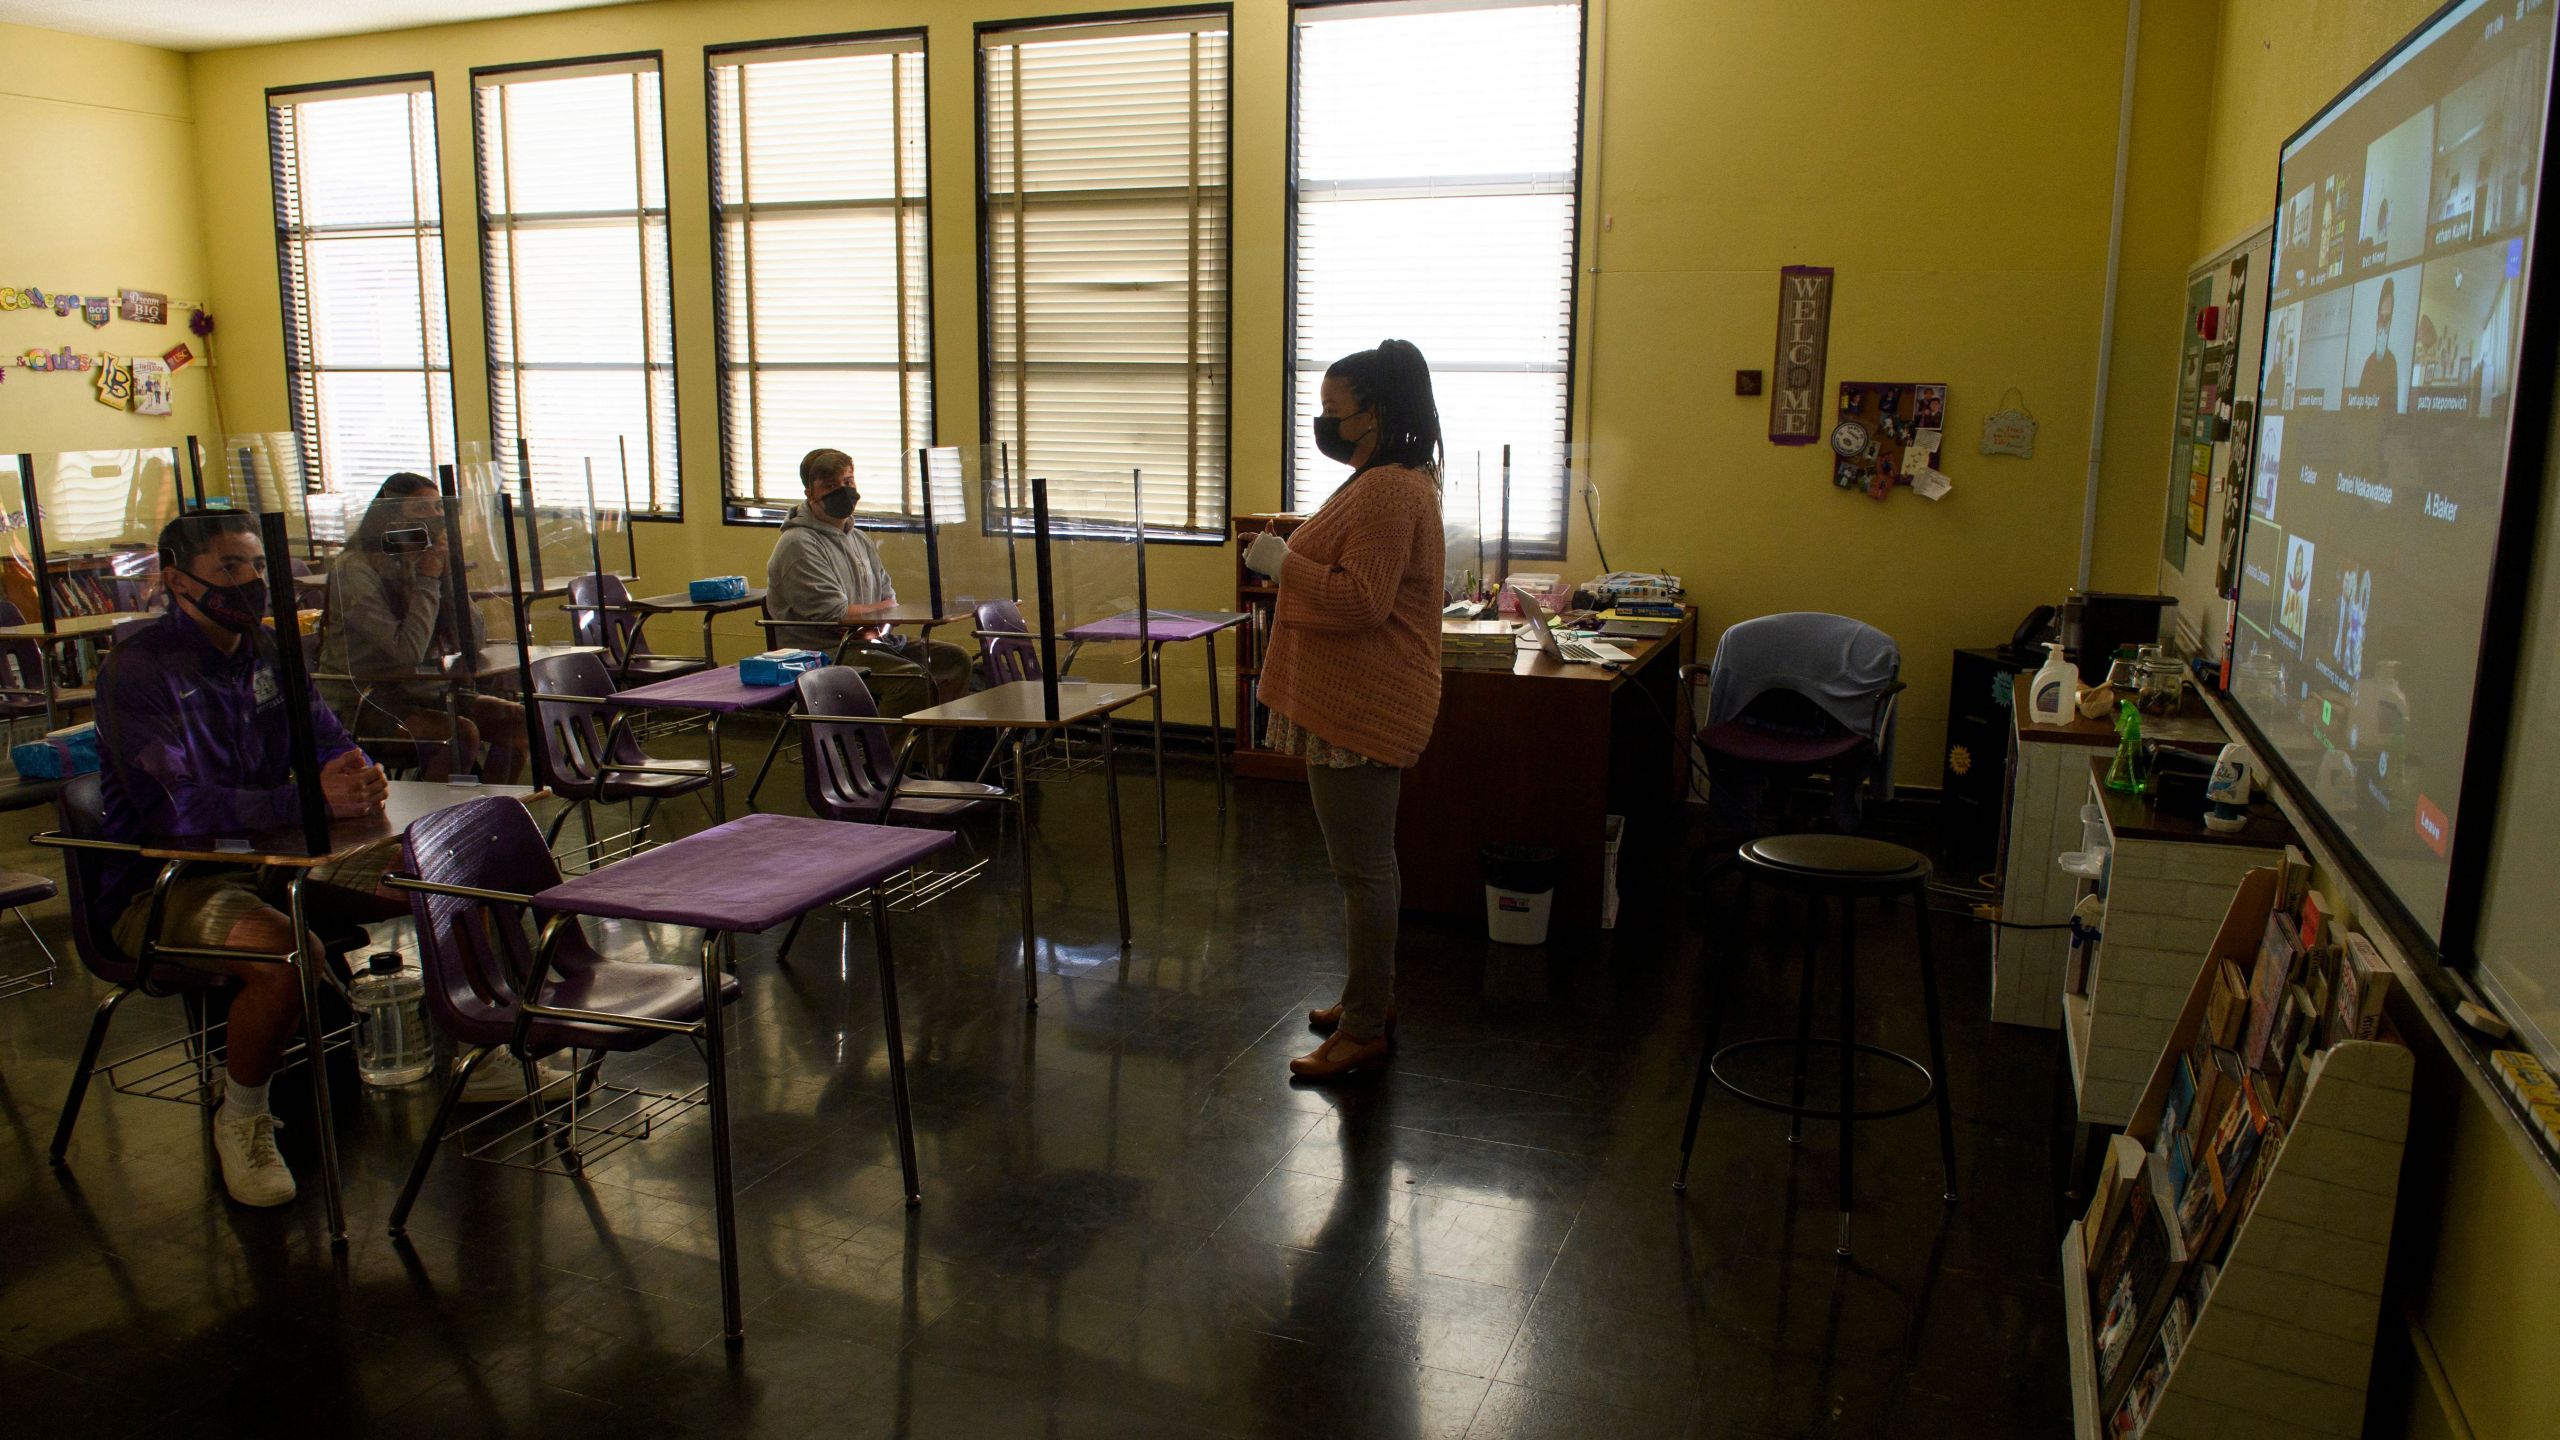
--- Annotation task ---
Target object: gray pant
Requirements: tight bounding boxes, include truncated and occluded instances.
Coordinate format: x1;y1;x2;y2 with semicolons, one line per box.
1307;762;1404;1042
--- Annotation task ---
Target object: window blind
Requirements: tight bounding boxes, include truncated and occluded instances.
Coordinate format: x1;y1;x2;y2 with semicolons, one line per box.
1289;0;1583;553
474;57;681;518
270;79;456;512
711;35;934;526
981;14;1230;538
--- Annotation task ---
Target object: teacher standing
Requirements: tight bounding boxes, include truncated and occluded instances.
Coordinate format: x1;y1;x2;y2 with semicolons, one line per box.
1245;340;1446;1081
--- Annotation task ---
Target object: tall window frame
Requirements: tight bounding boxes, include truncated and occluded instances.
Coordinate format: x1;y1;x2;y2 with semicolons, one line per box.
1287;0;1587;556
978;8;1233;540
471;53;683;519
267;74;457;524
709;31;936;528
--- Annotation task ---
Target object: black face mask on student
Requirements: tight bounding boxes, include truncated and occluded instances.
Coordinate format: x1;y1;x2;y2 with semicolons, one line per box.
1313;409;1368;465
183;573;270;634
816;487;858;520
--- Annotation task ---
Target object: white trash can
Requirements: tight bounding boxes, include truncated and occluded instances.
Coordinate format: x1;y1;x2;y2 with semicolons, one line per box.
1482;843;1561;946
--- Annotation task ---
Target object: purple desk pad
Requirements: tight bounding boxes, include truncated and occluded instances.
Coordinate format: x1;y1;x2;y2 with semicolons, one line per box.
609;664;795;714
535;813;952;932
1060;609;1246;644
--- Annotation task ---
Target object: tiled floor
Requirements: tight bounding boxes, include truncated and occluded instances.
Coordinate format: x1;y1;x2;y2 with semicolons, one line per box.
0;740;2074;1437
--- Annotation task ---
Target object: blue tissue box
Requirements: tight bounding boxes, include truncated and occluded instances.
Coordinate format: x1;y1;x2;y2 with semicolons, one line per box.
690;575;748;603
739;649;825;687
13;722;100;779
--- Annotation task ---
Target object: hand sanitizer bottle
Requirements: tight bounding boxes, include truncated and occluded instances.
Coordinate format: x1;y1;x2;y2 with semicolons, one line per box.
2029;642;2078;726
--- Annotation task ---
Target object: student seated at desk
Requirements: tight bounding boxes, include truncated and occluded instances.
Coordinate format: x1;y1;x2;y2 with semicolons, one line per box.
765;447;971;716
96;513;400;1209
318;472;527;782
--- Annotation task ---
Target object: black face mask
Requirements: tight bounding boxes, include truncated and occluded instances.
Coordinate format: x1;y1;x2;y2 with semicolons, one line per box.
816;487;858;520
183;573;270;634
1313;410;1367;465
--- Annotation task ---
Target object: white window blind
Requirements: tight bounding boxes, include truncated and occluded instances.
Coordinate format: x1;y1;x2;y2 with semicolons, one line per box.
474;57;681;517
270;79;456;506
1289;0;1583;553
711;35;933;526
982;14;1230;537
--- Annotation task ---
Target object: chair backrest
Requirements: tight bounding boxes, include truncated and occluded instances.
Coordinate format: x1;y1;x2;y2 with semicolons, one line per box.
53;772;141;986
796;665;898;822
526;651;641;794
566;572;647;661
976;599;1041;686
399;794;595;1045
0;600;39;694
1707;612;1901;744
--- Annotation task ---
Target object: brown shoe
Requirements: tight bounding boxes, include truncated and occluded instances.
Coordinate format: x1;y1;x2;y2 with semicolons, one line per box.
1307;1003;1397;1035
1289;1031;1392;1081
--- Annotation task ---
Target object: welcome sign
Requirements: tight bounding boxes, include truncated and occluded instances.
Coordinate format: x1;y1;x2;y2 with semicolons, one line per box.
1769;265;1833;445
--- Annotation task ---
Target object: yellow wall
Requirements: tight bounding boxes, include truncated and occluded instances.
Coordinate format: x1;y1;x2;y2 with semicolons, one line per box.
177;0;2212;776
2196;4;2560;1438
0;24;215;455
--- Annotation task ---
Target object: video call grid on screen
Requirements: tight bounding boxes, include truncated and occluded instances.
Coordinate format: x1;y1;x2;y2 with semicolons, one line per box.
2238;0;2555;939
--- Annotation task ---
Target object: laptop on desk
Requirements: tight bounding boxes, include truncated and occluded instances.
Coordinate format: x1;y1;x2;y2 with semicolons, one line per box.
1510;588;1634;667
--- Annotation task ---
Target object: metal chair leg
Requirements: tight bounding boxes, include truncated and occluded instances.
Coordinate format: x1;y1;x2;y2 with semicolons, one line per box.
871;891;921;1206
50;986;132;1164
1102;714;1130;949
1014;736;1039;1010
390;1046;493;1235
579;801;602;871
9;905;59;989
1913;890;1958;1202
1836;895;1858;1257
773;912;807;967
1786;893;1822;1145
1675;900;1733;1192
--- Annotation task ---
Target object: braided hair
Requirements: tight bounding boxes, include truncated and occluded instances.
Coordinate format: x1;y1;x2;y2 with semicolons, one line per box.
1326;338;1442;476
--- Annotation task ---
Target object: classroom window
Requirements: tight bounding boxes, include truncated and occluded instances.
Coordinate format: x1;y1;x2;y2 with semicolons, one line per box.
473;56;681;517
1288;0;1585;554
980;12;1230;538
710;34;934;527
269;77;456;524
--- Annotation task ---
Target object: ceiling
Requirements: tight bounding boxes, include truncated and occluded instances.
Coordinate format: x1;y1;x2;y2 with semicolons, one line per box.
0;0;643;52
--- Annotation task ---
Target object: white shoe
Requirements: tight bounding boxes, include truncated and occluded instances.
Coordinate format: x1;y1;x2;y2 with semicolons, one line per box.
212;1107;298;1208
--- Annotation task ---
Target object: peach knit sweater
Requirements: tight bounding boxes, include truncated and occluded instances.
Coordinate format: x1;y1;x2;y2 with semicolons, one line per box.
1259;463;1446;767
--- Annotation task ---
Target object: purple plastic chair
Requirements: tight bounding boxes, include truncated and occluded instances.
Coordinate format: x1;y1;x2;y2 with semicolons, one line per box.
797;666;1000;829
384;794;741;1234
39;772;364;1165
974;600;1042;687
527;651;733;861
567;572;707;685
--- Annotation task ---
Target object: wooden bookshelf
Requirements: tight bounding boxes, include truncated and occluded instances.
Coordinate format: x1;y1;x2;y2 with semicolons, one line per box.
1229;513;1306;782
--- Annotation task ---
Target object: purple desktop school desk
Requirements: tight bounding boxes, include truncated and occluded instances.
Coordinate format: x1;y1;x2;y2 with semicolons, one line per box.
533;812;950;1341
1058;608;1247;843
604;663;797;822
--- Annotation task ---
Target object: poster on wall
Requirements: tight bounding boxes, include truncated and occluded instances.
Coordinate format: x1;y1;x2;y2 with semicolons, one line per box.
1768;265;1833;445
2164;272;2216;568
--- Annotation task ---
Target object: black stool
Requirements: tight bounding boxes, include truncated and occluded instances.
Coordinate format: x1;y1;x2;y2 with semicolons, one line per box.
1674;833;1957;1255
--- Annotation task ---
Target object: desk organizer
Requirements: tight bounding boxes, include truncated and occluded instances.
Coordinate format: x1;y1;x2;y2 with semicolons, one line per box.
689;576;748;603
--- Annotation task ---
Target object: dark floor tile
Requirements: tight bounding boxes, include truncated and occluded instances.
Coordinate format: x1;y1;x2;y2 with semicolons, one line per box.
0;775;2069;1438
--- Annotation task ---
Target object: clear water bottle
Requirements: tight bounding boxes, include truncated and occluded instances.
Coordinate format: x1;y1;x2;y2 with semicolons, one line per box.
349;951;432;1087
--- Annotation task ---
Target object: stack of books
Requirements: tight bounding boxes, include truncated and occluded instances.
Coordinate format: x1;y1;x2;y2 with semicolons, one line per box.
1440;619;1516;671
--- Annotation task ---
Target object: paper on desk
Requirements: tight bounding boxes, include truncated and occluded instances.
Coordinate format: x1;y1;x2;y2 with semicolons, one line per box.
1911;467;1954;500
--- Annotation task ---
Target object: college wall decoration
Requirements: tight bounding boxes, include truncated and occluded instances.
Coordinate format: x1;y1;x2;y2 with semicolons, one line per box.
1;282;196;414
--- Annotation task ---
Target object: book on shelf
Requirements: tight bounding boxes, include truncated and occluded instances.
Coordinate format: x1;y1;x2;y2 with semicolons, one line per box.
2092;1154;2186;1413
2080;1133;2148;1265
2330;933;2395;1046
2243;912;2302;1072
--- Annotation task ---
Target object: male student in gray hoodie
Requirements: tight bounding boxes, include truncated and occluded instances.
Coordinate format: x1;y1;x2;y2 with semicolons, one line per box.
764;447;971;717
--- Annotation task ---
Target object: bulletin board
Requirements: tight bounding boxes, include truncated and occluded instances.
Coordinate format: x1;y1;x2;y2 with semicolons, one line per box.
1827;381;1946;502
2156;224;2274;659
